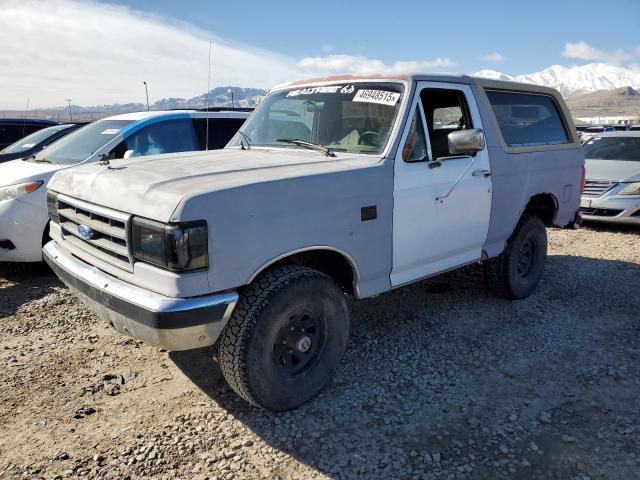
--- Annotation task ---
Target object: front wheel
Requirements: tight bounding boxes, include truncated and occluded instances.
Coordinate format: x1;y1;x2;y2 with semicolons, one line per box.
218;265;350;411
484;214;548;300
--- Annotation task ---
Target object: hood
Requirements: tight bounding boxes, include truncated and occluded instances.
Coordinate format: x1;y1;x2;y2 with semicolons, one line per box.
0;158;64;187
48;148;380;222
585;159;640;183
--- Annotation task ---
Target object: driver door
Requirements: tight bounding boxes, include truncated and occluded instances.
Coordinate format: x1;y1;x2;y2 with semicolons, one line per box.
391;82;492;286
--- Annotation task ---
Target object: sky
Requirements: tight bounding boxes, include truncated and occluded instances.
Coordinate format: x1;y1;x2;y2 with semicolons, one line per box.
0;0;639;109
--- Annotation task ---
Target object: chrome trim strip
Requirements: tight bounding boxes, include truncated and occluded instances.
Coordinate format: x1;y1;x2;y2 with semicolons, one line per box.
57;193;130;223
44;241;238;315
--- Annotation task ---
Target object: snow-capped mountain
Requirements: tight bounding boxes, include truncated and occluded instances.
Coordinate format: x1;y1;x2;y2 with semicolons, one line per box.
475;63;640;98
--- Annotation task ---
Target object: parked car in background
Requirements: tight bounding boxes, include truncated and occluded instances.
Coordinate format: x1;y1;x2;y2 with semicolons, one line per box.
580;126;606;143
607;125;629;132
581;132;640;224
0;119;59;150
44;74;583;410
0;124;84;163
628;125;640;131
0;109;250;262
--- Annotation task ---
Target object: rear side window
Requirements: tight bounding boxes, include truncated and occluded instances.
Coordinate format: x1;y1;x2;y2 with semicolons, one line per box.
193;118;247;150
486;90;570;147
0;124;20;148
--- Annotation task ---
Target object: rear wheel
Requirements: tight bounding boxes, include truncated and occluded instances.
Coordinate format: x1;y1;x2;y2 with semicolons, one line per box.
218;265;350;411
484;214;548;299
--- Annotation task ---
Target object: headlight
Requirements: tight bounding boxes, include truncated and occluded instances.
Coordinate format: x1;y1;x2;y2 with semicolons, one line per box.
47;190;59;223
0;181;43;203
619;182;640;195
132;217;208;272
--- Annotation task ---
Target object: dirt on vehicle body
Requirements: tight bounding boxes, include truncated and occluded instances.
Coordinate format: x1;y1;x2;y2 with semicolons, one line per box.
44;74;584;410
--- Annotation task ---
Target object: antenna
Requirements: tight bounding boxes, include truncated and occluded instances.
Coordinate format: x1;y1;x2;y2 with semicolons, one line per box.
206;40;212;151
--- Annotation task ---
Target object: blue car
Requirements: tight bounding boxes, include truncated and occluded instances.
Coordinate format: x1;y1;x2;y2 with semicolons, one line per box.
0;109;250;262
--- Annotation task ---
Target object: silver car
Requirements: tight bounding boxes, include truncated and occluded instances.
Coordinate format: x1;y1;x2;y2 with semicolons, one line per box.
581;132;640;225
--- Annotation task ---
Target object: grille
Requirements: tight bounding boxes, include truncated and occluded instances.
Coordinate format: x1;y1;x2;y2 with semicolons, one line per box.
56;194;132;271
580;207;623;217
583;180;616;197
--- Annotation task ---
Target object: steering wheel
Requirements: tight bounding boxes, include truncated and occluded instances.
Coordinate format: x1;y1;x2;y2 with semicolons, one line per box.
359;131;380;145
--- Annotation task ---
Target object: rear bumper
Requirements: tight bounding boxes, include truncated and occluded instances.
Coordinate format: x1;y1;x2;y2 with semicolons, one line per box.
43;241;238;351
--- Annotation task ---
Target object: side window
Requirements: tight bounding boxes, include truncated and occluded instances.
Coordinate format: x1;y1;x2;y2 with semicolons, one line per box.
193;118;248;150
486;90;570;147
122;119;199;158
212;118;246;149
402;107;428;162
420;89;473;160
0;125;19;148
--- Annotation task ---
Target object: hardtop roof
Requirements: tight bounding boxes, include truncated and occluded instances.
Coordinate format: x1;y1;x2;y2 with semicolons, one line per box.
273;73;563;97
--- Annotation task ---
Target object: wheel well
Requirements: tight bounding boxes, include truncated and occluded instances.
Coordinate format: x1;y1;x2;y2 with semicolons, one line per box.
523;193;557;227
42;221;51;248
250;249;357;296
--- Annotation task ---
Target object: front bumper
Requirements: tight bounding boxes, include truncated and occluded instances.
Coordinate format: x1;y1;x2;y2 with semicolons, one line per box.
0;197;49;262
580;195;640;225
43;241;238;351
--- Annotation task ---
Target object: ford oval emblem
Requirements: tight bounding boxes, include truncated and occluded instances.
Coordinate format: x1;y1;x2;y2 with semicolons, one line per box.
77;224;94;240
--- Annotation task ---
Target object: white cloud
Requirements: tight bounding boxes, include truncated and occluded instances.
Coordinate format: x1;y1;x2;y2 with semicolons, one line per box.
479;52;505;62
562;41;634;64
0;0;458;109
0;0;304;109
298;54;457;75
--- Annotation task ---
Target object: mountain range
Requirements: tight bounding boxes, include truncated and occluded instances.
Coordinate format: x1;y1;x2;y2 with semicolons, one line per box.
474;62;640;98
6;63;640;121
565;86;640;118
29;86;267;121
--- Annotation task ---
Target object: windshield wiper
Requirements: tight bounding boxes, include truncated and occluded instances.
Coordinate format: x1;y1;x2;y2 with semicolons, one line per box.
34;157;55;164
276;138;335;157
238;130;251;150
22;154;36;162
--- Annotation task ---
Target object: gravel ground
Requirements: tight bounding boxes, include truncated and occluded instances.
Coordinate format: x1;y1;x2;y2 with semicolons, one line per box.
0;224;639;480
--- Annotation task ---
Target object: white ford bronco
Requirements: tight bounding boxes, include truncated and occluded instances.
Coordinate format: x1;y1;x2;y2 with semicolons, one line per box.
44;74;584;410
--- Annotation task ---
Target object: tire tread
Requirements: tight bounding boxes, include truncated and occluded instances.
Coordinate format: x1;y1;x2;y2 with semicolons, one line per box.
218;265;327;408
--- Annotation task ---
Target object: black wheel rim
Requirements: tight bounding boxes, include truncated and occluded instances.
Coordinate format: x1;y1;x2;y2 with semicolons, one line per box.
516;237;536;278
272;310;325;375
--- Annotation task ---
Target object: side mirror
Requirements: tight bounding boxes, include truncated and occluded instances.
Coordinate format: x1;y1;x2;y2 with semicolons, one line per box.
123;149;135;159
448;129;485;155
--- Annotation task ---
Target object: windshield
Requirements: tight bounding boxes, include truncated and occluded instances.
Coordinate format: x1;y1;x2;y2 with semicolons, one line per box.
37;119;133;165
228;82;404;155
2;125;68;154
583;136;640;161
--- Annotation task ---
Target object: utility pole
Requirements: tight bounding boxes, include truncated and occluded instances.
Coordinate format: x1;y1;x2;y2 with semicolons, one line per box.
66;99;73;121
143;81;150;111
228;88;235;108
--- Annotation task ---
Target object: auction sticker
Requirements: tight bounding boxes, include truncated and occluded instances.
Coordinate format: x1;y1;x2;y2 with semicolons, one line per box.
100;129;120;135
353;89;400;106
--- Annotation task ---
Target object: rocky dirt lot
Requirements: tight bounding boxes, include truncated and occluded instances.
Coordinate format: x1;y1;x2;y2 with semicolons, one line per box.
0;224;639;480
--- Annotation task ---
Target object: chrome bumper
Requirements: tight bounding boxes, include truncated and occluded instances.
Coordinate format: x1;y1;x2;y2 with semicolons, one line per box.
43;241;238;351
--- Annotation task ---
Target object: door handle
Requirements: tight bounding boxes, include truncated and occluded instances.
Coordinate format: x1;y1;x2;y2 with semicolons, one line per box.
472;169;491;178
